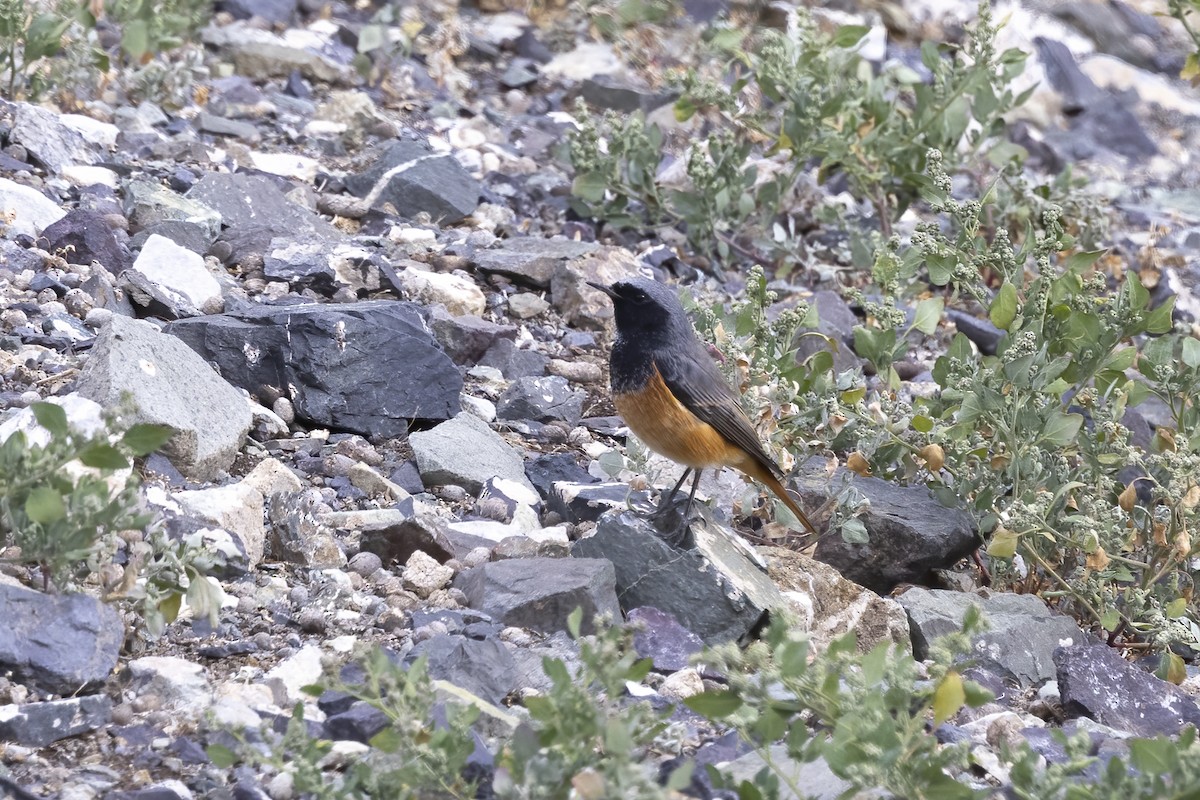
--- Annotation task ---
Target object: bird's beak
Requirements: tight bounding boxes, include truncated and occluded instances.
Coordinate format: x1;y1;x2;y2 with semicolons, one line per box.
586;280;617;299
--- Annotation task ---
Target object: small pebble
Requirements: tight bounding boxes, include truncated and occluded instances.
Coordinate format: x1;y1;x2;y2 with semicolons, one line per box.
297;606;326;633
348;551;383;577
273;397;295;424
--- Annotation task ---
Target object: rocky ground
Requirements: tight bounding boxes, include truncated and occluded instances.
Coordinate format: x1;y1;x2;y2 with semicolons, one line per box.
2;0;1200;797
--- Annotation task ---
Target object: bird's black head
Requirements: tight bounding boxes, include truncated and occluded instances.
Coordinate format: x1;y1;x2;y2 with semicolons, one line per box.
587;277;687;341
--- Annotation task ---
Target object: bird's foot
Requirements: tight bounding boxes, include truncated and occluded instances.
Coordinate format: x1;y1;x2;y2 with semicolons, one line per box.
650;495;697;548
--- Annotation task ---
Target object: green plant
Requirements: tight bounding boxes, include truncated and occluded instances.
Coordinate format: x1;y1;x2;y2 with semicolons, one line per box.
1170;0;1200;83
0;0;75;98
0;402;169;589
85;0;212;65
0;401;224;638
566;2;1030;267
686;609;992;800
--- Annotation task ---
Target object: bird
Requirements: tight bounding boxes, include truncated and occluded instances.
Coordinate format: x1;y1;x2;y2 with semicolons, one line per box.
588;276;818;538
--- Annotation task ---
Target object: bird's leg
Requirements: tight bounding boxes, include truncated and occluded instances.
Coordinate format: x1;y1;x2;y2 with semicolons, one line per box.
653;468;692;517
652;469;702;548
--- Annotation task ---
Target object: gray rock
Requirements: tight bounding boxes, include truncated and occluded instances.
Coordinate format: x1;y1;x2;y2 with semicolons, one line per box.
267;491;346;567
496;376;585;427
127;656;212;716
572;510;786;644
195;111;261;143
167;300;461;438
796;458;978;593
579;75;677;112
220;0;298;23
263;236;379;295
343;140;480;224
0;178;66;239
129;221;213;257
1057;643;1200;737
718;746;856;800
200;21;356;85
473;237;600;289
39;210;131;274
524;452;598;506
409;412;536;495
479;338;548;379
628;607;704;672
899;588;1085;686
0;695;112;747
75;315;252;480
549;481;648;524
11;103;99;173
409;634;518;705
455;557;620;634
123;178;222;241
0;584;123;694
425;306;517;365
186;172;338;239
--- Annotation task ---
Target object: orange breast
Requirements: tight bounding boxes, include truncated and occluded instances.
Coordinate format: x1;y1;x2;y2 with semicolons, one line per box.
613;366;737;469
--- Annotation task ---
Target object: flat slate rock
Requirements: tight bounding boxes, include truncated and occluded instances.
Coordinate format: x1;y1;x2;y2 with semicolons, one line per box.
167;300;461;438
409;412;536;495
898;587;1087;686
454;557;620;635
343;139;480;224
573;509;787;644
1056;642;1200;737
0;584;124;695
797;457;978;593
185;172;338;238
0;695;112;747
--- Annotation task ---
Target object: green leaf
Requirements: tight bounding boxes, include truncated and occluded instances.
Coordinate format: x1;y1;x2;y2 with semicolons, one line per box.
1183;337;1200;369
79;443;130;470
986;528;1019;559
1166;597;1188;619
1130;737;1179;775
31;402;69;440
571;172;609;204
1100;608;1122;631
1143;296;1176;335
989;282;1018;330
831;24;869;47
684;690;743;718
369;726;402;752
206;743;238;768
1062;249;1106;273
840;518;869;545
932;670;965;725
122;18;150;60
122;423;174;456
912;415;934;433
159;592;182;624
912;296;943;335
1039;411;1084;447
567;606;583;639
25;487;66;524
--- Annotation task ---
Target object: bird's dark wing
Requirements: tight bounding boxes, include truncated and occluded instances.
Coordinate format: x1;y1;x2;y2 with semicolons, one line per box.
653;344;782;478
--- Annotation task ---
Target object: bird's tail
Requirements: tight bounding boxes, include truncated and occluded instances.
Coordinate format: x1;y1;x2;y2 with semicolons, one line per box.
748;464;819;536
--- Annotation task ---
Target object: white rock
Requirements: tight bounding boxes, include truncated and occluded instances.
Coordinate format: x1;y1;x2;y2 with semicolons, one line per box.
60;165;119;189
660;668;704;700
128;656;212;716
0;178;66;238
396;266;486;316
131;234;223;313
460;394;497;423
59;114;119;149
403;550;455;597
543;42;621;80
265;644;325;707
250;151;320;182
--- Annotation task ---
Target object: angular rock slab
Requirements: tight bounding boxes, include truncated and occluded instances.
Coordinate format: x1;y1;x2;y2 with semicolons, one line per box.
167;300;461;438
76;315;252;481
0;695;112;747
185;171;338;239
454;557;620;635
0;584;123;694
343;139;480;224
409;412;535;495
572;510;789;644
796;457;978;593
899;588;1086;687
1056;643;1200;737
408;634;519;706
